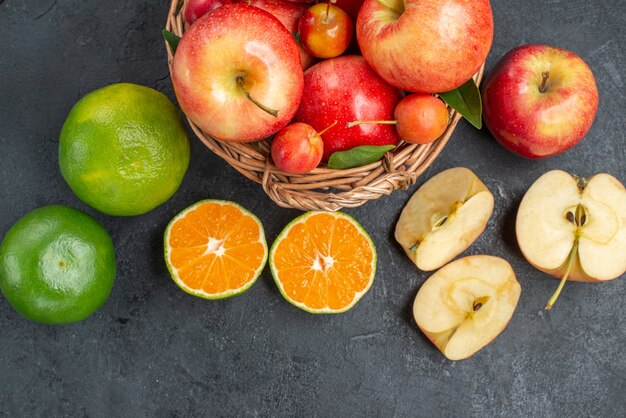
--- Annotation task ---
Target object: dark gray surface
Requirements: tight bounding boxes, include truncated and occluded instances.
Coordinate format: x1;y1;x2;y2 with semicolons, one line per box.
1;0;625;416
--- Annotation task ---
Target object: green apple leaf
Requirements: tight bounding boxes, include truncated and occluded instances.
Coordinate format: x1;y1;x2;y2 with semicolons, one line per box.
327;145;395;170
439;79;483;129
162;29;181;55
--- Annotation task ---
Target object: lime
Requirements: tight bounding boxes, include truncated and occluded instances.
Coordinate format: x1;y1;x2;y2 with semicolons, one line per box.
0;205;116;324
59;83;190;216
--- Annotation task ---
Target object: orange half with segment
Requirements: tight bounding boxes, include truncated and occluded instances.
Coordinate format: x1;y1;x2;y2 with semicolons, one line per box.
270;211;376;313
164;200;267;299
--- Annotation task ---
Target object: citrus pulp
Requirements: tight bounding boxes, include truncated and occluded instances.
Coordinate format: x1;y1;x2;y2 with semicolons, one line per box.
270;211;376;313
164;200;267;299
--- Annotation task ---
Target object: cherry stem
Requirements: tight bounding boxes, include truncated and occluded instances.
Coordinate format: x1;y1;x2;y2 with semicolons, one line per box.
237;76;278;118
539;71;550;93
375;0;404;15
325;0;331;21
346;120;398;128
317;120;338;137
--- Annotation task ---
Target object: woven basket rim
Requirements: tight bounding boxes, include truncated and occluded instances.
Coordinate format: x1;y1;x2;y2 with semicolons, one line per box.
164;0;486;211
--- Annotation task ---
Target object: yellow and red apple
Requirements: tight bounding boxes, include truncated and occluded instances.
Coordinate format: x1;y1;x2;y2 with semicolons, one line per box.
172;4;304;142
482;44;599;158
184;0;232;25
245;0;317;70
356;0;493;93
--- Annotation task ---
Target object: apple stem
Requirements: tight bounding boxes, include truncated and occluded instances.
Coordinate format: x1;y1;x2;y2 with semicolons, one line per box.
375;0;404;15
317;120;338;137
575;175;588;191
325;0;331;22
545;240;578;310
539;71;550;93
546;203;586;310
346;120;398;128
236;76;279;118
432;215;448;230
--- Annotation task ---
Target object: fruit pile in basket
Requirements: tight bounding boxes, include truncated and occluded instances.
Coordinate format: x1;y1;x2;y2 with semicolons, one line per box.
2;0;624;365
164;0;492;185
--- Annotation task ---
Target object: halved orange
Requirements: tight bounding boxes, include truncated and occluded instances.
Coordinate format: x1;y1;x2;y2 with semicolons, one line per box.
269;211;376;313
164;200;267;299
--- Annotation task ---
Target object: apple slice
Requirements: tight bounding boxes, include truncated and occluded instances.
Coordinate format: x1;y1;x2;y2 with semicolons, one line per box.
516;170;626;309
413;255;521;361
395;167;494;271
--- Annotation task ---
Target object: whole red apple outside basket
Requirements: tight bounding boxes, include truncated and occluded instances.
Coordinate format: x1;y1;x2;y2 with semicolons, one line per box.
164;0;485;211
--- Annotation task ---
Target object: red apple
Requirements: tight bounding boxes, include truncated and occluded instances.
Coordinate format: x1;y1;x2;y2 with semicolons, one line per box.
271;122;328;174
172;4;304;143
298;2;354;59
482;44;599;158
295;55;402;160
184;0;232;25
335;0;364;55
244;0;317;69
356;0;493;93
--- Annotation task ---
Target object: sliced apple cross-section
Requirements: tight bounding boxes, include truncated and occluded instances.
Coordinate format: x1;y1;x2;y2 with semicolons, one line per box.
413;255;521;361
516;170;626;309
395;167;494;271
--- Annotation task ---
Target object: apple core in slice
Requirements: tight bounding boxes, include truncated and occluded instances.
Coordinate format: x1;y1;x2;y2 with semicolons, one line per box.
413;255;521;361
395;167;494;271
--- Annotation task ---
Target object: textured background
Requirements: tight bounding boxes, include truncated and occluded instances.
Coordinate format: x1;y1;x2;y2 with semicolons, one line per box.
1;0;625;416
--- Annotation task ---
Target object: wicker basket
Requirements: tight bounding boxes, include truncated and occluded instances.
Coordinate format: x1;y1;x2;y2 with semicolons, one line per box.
164;0;485;211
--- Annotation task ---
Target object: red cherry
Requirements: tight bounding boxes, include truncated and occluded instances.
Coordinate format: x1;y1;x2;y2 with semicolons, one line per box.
346;94;449;144
271;122;334;174
394;94;449;144
298;2;353;59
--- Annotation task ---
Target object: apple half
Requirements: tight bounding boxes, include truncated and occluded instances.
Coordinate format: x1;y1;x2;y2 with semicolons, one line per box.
413;255;521;361
516;170;626;309
395;167;494;271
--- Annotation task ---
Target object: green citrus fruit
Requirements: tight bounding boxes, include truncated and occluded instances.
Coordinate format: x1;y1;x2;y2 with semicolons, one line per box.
59;83;190;216
0;205;116;324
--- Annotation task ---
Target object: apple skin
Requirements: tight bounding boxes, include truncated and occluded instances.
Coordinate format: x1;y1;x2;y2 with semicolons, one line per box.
271;123;324;174
184;0;232;24
244;0;317;69
295;55;402;160
356;0;493;93
172;4;304;142
334;0;364;23
482;45;599;159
